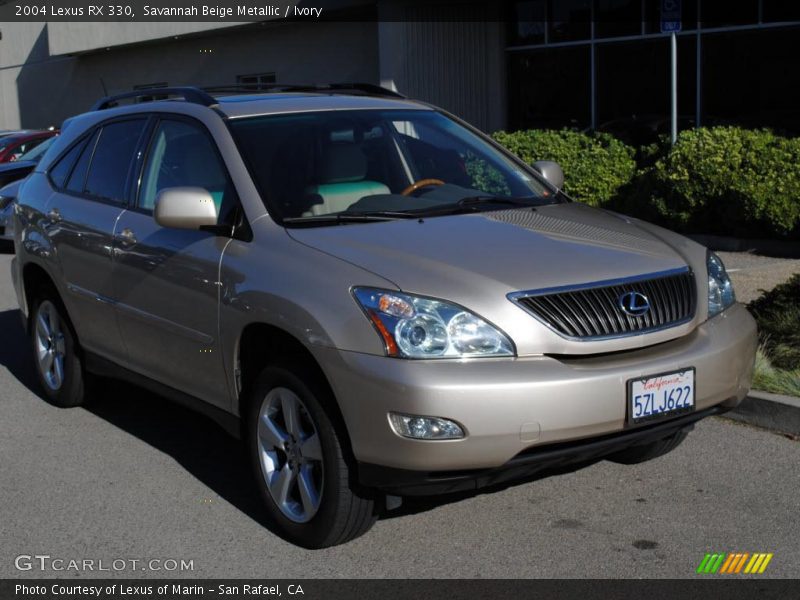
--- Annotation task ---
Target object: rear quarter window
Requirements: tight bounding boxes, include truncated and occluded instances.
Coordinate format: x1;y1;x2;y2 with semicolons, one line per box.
48;136;89;189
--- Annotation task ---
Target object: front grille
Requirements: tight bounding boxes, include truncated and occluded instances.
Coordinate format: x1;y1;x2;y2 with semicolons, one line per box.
510;268;696;340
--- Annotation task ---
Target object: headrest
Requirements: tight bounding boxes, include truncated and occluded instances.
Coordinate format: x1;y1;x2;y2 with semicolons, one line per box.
320;143;367;184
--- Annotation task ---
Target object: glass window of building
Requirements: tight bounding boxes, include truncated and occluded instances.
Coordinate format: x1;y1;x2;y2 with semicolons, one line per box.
508;0;547;45
595;0;642;38
508;46;591;130
548;0;591;42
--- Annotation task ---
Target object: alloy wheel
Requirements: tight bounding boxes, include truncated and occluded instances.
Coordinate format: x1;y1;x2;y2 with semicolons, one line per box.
256;387;324;523
34;300;66;391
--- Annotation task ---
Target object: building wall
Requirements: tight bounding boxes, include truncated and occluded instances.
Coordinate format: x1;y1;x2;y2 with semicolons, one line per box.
378;1;507;133
1;21;379;129
47;23;246;56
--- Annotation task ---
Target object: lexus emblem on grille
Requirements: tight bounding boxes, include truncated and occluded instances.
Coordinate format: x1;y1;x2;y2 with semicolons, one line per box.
618;291;650;317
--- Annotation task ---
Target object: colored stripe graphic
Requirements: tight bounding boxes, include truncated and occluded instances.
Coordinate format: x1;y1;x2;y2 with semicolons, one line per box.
734;553;749;573
698;552;773;574
696;554;712;574
719;553;736;573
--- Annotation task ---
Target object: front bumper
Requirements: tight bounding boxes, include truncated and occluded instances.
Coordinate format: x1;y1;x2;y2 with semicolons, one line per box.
318;303;756;479
359;405;727;495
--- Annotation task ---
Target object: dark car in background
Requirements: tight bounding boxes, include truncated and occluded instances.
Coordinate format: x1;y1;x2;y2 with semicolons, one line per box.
0;178;24;243
0;130;58;163
0;136;58;188
0;136;58;243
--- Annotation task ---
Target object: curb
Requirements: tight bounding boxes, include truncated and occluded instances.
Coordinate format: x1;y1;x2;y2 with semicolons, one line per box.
688;234;800;258
721;390;800;437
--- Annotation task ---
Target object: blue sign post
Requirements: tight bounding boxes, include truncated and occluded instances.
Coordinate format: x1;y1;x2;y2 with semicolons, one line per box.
661;0;682;33
662;0;682;144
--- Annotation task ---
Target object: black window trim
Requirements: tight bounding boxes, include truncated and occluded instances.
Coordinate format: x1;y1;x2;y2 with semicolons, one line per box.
131;111;252;241
46;114;151;209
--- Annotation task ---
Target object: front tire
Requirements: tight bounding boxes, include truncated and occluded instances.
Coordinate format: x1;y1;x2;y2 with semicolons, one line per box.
247;365;376;548
30;293;87;408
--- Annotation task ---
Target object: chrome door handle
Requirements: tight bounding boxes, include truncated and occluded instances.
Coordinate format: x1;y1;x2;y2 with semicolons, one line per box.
47;208;61;222
116;228;137;246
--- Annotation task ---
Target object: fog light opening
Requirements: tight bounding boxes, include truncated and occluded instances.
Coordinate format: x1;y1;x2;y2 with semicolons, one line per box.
389;412;465;440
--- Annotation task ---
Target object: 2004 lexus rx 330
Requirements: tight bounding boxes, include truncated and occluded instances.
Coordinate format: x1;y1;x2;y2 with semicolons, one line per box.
11;85;756;548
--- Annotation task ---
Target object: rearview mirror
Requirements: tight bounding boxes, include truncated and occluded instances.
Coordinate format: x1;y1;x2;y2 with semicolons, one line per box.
532;160;564;190
154;187;218;230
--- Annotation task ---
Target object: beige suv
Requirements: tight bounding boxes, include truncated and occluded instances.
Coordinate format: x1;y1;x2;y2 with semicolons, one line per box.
11;85;756;548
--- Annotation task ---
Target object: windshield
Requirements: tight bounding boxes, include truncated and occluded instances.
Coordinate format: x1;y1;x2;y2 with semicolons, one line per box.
17;136;55;162
229;109;557;225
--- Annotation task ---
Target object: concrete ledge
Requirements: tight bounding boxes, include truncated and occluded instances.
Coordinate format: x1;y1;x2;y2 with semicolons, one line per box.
721;390;800;437
688;234;800;258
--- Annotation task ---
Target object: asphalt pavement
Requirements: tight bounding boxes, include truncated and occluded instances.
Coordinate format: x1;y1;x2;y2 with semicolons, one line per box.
1;250;798;579
717;251;800;304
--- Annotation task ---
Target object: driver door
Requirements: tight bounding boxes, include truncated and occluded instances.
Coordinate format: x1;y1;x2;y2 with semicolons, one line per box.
111;116;238;409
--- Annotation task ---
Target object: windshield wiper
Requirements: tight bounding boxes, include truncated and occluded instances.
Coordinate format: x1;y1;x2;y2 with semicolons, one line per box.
283;212;413;226
386;195;540;218
456;195;539;207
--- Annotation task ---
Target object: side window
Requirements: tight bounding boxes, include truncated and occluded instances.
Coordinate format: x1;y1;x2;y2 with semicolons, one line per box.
66;130;100;194
139;119;235;223
49;136;89;189
84;119;147;204
11;140;41;161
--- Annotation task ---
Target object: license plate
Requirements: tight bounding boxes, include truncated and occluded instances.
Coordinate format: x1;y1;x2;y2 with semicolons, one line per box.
627;368;695;425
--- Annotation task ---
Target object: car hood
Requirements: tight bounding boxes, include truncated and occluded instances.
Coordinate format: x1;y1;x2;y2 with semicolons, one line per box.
288;203;689;291
287;203;703;354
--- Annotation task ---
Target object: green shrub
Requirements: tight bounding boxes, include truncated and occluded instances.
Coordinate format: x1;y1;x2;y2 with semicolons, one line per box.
753;346;800;398
747;273;800;371
648;127;800;237
491;129;636;207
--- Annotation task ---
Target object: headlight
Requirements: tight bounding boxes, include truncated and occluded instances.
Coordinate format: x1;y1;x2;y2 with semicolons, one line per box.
352;287;514;359
707;251;735;317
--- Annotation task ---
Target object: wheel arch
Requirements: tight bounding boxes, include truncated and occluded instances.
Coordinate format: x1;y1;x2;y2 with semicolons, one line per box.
236;322;355;458
22;263;62;329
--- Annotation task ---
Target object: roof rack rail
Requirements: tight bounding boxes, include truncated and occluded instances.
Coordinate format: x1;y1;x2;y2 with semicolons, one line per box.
202;82;406;99
91;87;218;111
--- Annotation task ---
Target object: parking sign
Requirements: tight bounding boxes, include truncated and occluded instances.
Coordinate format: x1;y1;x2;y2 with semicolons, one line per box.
661;0;682;33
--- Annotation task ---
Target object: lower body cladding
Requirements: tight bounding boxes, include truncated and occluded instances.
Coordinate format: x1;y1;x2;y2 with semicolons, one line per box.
317;303;757;495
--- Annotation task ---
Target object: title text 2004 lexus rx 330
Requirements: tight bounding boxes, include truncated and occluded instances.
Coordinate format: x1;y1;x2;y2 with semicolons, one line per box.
11;85;756;547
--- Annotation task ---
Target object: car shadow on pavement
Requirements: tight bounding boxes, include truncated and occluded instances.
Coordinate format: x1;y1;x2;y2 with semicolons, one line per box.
0;306;597;537
84;378;274;530
0;309;42;398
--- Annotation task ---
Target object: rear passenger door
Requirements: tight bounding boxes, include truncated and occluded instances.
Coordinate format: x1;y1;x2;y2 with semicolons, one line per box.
44;117;148;363
111;116;238;409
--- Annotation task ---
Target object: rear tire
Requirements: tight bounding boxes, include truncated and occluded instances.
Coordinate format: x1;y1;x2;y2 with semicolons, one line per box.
247;364;376;548
607;429;689;465
29;291;87;408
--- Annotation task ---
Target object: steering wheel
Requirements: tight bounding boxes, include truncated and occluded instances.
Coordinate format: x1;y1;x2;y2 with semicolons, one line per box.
401;178;445;196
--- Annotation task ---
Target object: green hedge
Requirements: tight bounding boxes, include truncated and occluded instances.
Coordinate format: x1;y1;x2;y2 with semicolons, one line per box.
491;129;636;208
491;126;800;239
648;127;800;238
748;274;800;371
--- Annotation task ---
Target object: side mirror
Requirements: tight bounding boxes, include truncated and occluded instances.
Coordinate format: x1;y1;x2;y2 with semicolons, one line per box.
532;160;564;190
154;187;218;230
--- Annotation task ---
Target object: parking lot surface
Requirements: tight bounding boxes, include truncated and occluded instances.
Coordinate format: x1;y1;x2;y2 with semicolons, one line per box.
1;251;798;578
718;251;800;304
